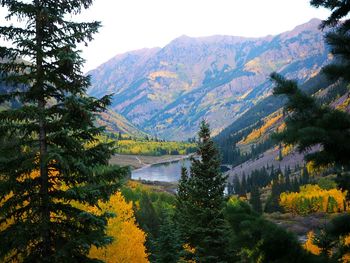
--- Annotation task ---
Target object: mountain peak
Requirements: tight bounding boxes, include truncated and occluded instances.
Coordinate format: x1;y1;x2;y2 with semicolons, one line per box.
281;18;322;38
88;19;329;140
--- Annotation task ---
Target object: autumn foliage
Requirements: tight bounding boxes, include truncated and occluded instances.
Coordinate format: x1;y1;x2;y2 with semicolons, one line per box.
88;192;149;263
241;113;283;144
303;231;321;256
280;185;348;215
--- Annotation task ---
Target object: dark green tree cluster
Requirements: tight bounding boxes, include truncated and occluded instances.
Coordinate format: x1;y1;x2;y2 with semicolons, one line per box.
232;165;310;196
224;197;322;263
218;130;275;167
229;165;311;213
0;1;128;262
121;184;181;263
249;186;263;214
175;121;230;262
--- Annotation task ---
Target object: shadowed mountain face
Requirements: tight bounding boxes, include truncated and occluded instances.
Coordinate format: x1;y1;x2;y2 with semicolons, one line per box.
87;19;330;140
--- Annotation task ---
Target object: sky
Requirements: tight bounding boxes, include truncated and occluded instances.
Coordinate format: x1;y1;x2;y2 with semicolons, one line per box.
0;0;330;72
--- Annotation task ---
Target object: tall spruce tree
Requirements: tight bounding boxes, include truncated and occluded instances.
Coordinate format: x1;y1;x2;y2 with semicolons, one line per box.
0;1;127;262
175;121;229;263
249;186;262;214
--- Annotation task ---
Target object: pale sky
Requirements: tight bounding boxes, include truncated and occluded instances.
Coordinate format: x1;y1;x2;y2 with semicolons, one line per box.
0;0;330;72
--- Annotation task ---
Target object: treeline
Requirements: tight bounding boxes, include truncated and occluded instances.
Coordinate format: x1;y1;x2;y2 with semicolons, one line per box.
229;163;350;216
217;118;277;167
280;185;348;215
228;165;312;214
229;165;310;196
115;139;197;156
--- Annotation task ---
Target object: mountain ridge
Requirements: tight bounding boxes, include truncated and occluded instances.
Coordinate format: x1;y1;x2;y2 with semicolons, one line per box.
87;18;330;140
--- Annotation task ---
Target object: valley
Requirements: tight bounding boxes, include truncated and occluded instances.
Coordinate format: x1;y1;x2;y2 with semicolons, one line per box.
1;0;350;261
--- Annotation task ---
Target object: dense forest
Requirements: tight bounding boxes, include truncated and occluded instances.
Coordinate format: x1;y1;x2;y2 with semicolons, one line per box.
1;0;350;263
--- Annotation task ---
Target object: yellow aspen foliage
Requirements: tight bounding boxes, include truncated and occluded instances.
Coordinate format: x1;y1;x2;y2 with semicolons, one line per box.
88;192;149;263
336;97;350;112
344;235;350;246
342;254;350;263
280;185;348;215
341;235;350;263
304;231;321;255
241;113;282;144
281;144;294;157
306;161;330;177
179;244;196;263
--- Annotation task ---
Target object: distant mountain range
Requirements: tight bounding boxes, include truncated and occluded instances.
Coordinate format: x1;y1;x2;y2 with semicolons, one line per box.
87;18;330;140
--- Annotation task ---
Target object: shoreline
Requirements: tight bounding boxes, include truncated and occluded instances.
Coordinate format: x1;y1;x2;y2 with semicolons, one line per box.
110;154;193;170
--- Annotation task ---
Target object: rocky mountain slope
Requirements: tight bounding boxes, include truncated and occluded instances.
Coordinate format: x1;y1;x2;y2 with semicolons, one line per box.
217;72;349;179
88;19;330;140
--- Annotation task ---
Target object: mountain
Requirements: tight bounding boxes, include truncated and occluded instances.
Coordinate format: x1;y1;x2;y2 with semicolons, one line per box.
87;18;330;140
97;109;146;137
215;71;349;176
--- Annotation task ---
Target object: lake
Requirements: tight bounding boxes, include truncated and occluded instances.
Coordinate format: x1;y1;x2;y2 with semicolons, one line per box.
131;158;230;183
131;158;191;182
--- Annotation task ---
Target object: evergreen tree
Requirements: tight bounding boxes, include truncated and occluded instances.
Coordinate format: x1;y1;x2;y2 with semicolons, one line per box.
175;121;229;262
241;173;247;196
135;192;160;261
154;214;181;263
249;186;263;214
310;0;350;82
0;1;127;262
232;176;241;196
265;179;283;213
270;1;350;168
301;167;310;185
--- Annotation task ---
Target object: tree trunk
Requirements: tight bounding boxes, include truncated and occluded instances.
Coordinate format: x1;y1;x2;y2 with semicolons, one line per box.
35;1;50;258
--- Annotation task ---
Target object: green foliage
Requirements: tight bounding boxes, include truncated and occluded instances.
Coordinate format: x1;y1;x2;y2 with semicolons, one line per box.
249;186;263;214
265;178;284;213
225;197;323;263
121;182;177;262
154;214;181;263
0;1;127;262
175;121;230;262
116;139;197;156
317;177;337;190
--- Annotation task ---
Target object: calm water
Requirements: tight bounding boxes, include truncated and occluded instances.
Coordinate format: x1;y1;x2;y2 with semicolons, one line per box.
131;159;191;182
131;158;231;183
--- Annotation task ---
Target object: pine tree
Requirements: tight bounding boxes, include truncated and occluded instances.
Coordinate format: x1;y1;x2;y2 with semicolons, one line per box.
310;0;350;83
0;1;127;262
232;176;241;196
265;179;283;213
154;214;181;263
175;121;229;263
249;186;263;214
270;1;350;168
135;192;160;261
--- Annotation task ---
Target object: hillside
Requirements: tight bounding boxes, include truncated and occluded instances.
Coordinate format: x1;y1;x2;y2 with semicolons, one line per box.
97;109;146;137
217;72;350;178
87;19;330;140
